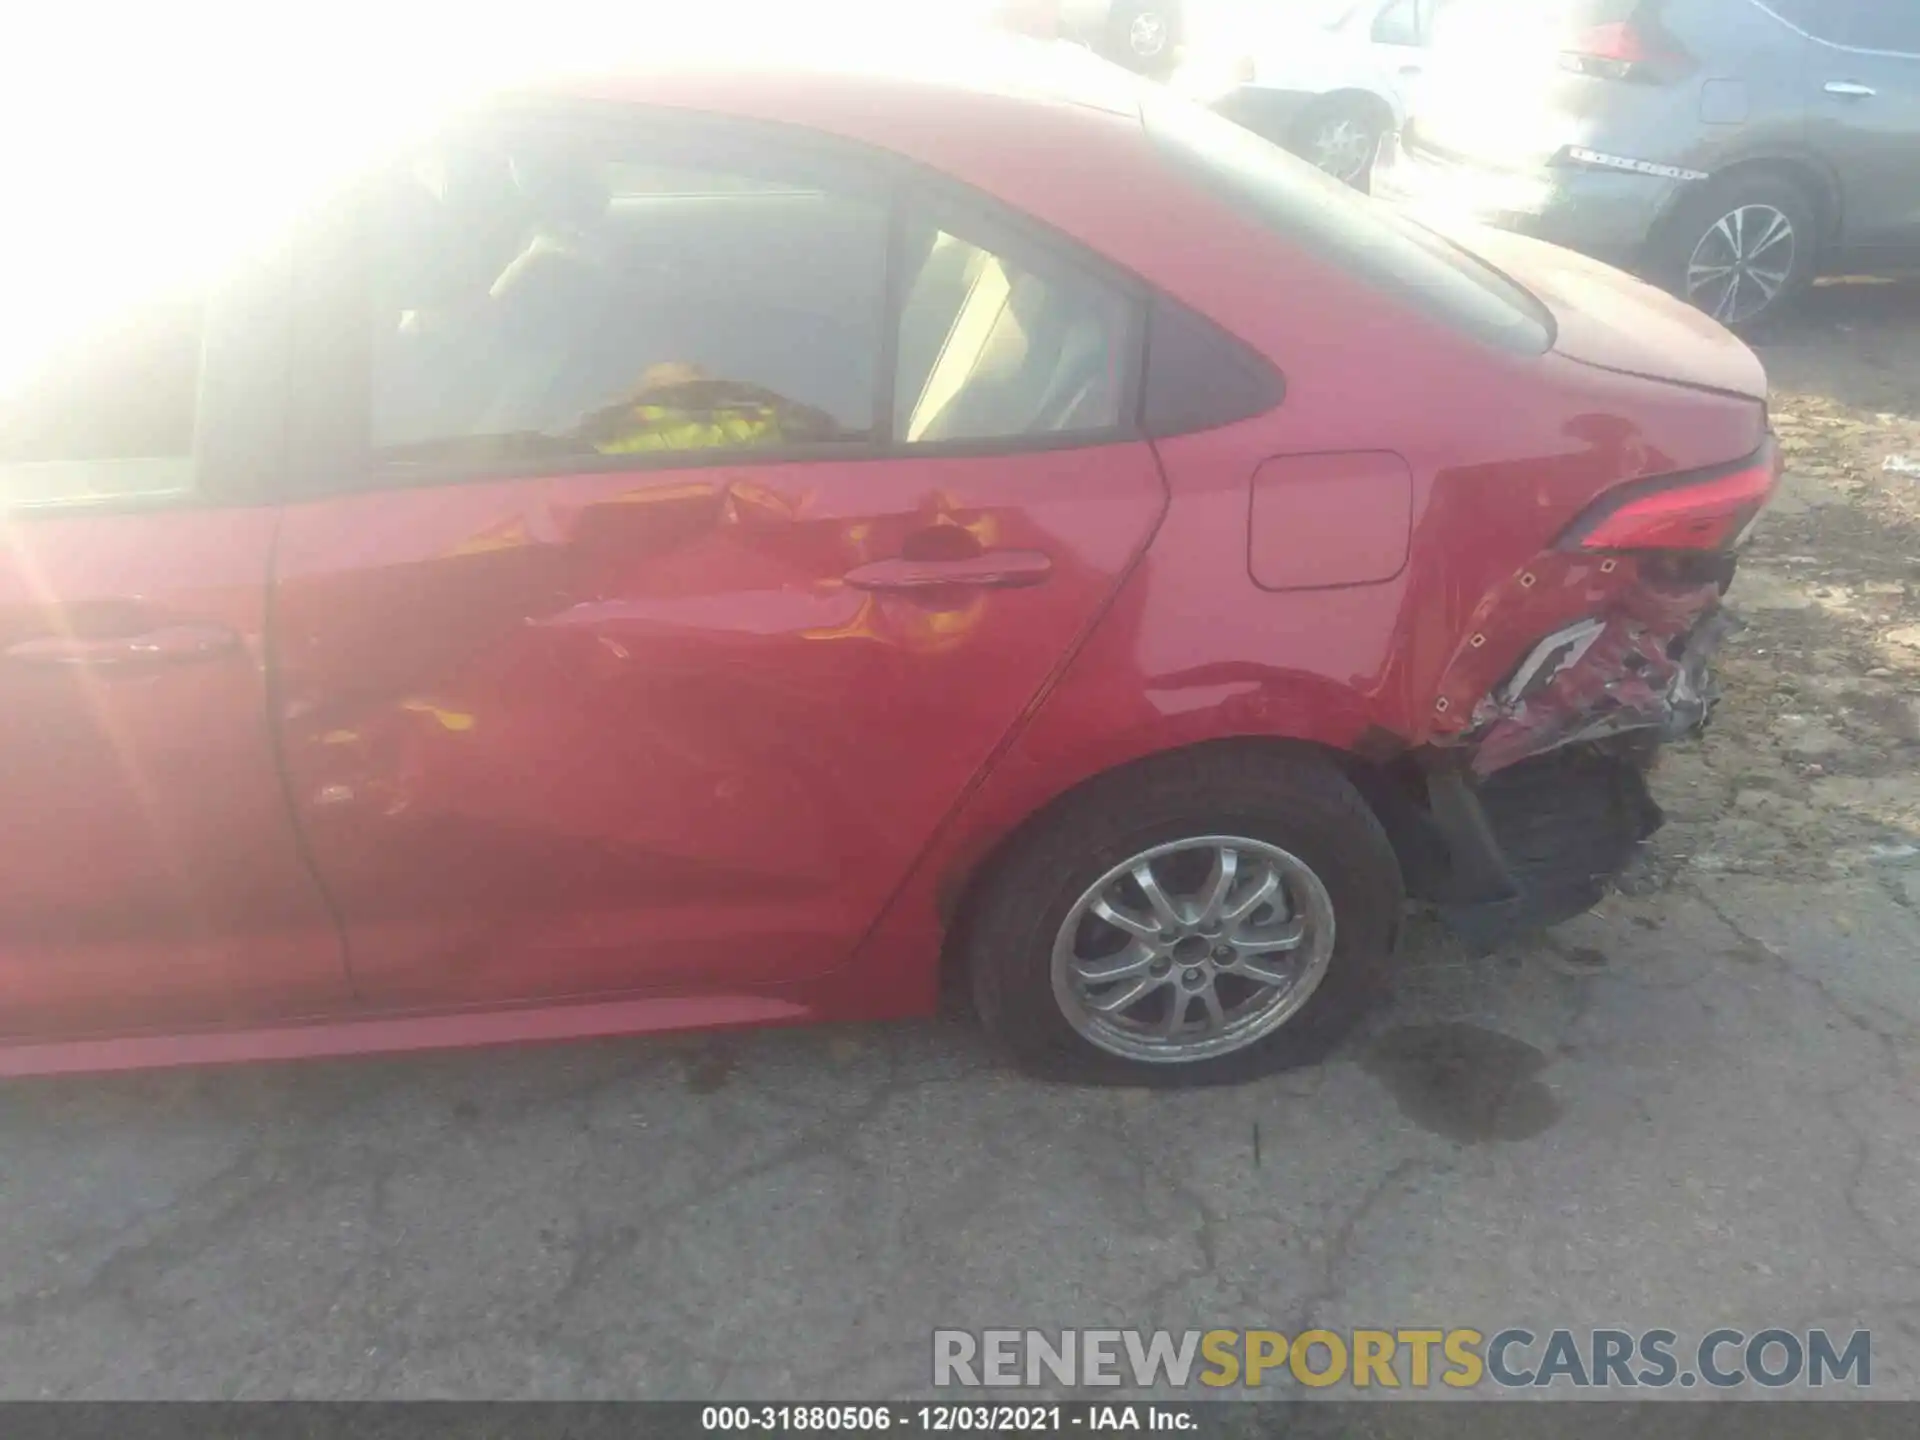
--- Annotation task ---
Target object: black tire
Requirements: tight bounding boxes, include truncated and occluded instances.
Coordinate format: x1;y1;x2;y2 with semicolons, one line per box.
1649;171;1820;333
1289;96;1389;190
1478;749;1662;934
1103;1;1180;75
967;746;1404;1086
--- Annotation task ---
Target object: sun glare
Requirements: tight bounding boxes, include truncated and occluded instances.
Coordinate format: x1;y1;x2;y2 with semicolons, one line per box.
0;0;1021;391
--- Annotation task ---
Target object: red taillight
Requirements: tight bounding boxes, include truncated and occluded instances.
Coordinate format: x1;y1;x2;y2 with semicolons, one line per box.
1561;446;1780;552
1573;20;1652;60
1561;20;1687;80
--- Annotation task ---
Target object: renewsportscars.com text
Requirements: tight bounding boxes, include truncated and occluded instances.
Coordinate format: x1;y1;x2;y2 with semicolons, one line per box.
932;1327;1871;1391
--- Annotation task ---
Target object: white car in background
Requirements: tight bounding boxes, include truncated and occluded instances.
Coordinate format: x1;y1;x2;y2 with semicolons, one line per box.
1054;0;1186;73
1174;0;1442;184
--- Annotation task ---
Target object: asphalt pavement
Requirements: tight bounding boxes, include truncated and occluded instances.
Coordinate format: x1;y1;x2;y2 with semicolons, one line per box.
1;868;1915;1399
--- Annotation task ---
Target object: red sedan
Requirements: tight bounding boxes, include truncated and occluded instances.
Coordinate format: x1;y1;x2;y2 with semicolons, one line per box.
0;45;1774;1083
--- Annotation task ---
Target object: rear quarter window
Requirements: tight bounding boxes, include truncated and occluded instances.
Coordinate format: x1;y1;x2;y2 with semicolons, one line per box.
1142;296;1285;437
1145;94;1555;356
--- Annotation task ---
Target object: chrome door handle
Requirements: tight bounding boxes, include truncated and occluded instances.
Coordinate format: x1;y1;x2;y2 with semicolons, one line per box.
4;624;240;668
1825;81;1877;97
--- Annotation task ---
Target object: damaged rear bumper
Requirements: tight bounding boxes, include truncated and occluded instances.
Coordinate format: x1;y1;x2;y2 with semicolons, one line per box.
1425;752;1667;949
1417;586;1736;948
1462;583;1736;777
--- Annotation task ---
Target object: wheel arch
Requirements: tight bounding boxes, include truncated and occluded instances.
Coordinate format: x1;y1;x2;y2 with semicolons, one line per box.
1297;85;1401;136
1656;152;1844;261
933;733;1434;981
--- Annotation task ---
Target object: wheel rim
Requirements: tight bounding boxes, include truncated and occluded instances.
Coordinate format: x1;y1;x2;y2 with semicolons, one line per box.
1051;836;1338;1065
1129;11;1168;56
1686;203;1796;325
1310;117;1376;183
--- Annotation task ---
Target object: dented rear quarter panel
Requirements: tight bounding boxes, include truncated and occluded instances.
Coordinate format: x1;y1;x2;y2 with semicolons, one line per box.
853;351;1765;988
944;348;1768;792
980;140;1772;757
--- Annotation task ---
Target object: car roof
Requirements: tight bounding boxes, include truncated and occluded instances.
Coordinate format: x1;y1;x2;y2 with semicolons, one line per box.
523;34;1149;157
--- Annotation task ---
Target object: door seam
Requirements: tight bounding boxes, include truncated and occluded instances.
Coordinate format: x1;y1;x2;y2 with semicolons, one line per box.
260;509;366;1001
841;440;1177;965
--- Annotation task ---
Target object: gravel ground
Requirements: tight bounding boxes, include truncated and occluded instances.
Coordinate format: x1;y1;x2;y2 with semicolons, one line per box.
0;282;1917;1403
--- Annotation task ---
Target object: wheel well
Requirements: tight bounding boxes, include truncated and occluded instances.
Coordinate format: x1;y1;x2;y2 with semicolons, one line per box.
933;736;1437;985
1297;88;1397;137
1668;156;1842;257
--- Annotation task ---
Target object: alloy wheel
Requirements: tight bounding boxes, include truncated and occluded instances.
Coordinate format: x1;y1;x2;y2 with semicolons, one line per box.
1051;836;1337;1064
1686;204;1796;326
1129;10;1169;57
1310;116;1376;184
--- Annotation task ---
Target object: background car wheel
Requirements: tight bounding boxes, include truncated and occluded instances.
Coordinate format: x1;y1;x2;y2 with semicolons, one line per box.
1652;172;1819;332
967;746;1403;1086
1103;2;1180;75
1291;97;1387;189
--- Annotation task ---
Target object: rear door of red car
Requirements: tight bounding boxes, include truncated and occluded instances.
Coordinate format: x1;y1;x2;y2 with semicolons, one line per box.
0;251;349;1036
271;109;1166;1010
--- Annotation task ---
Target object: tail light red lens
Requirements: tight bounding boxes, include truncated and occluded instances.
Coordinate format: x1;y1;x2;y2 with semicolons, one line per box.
1559;444;1780;553
1573;20;1653;60
1561;20;1688;80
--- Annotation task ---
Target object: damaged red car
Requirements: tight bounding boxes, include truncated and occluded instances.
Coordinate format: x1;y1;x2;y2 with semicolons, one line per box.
0;45;1775;1083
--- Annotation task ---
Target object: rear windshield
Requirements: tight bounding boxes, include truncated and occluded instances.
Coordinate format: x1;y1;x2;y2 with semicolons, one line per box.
1144;93;1555;356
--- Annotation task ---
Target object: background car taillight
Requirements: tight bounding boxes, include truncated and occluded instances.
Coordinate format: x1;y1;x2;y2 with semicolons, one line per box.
1560;17;1691;82
1559;445;1780;552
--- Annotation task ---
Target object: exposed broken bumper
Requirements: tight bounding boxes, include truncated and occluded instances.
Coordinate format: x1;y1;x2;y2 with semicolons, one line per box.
1418;585;1737;948
1460;584;1736;777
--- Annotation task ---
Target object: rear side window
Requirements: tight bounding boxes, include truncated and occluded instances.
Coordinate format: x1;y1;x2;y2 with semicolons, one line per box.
363;119;1144;475
893;206;1134;446
0;296;202;506
1144;94;1555;356
1142;298;1284;437
367;132;889;469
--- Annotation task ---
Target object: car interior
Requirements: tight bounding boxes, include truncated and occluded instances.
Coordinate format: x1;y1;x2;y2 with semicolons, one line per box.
369;137;1127;463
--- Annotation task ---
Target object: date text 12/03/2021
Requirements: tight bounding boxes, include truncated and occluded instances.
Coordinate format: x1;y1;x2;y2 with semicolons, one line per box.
701;1405;1193;1431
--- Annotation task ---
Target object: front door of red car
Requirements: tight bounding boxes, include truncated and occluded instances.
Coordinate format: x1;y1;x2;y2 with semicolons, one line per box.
271;114;1165;1008
0;269;348;1036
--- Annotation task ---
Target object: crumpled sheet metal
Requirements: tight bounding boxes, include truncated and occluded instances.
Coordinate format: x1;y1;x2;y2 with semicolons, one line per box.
1462;585;1739;778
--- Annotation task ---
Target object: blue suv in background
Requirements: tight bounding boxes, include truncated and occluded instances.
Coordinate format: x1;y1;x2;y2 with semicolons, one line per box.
1375;0;1920;328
